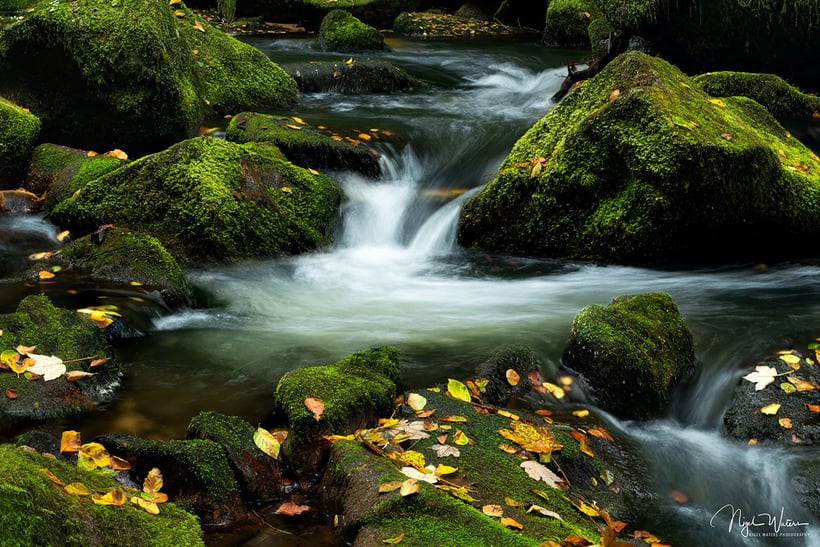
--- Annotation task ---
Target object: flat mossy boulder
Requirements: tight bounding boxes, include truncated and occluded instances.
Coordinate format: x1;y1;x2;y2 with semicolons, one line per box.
319;9;384;53
561;293;694;420
187;411;283;502
283;59;422;96
393;11;516;37
49;137;344;265
226;111;381;177
0;295;121;432
24;143;126;211
0;444;204;546
273;346;399;475
29;227;193;308
0;95;40;188
0;0;296;155
694;71;820;121
97;434;244;525
458;51;820;265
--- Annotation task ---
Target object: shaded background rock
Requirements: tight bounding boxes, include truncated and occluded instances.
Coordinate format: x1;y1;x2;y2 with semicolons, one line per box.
474;344;537;405
0;96;40;188
283;59;423;96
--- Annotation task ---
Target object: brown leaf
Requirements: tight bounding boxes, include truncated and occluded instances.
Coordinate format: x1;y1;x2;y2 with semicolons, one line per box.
275;501;312;516
143;467;163;493
587;426;614;442
89;357;110;368
40;468;65;486
305;397;324;421
64;370;96;381
779;417;793;429
110;455;132;471
570;431;594;457
4;388;17;399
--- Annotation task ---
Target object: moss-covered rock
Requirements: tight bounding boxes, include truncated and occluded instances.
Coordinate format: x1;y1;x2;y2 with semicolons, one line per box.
0;443;204;546
0;95;40;188
694;71;820;121
283;59;423;96
273;346;400;476
97;434;244;525
458;51;820;265
24;143;126;211
545;0;614;58
319;9;384;53
0;0;295;155
49;137;344;265
561;293;694;420
0;295;120;432
226;111;381;177
474;344;537;406
187;411;283;502
393;11;516;37
31;227;193;308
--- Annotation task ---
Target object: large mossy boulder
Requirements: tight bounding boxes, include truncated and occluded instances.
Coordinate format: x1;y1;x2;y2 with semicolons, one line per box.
0;295;120;431
283;59;422;95
49;137;344;265
594;0;820;91
319;9;384;52
458;51;820;265
273;346;400;475
0;444;204;546
0;0;296;155
544;0;613;56
561;293;694;420
226;111;381;177
0;96;40;188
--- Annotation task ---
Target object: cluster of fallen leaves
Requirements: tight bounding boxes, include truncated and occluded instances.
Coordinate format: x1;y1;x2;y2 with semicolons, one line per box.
0;343;104;397
39;430;168;515
741;348;819;443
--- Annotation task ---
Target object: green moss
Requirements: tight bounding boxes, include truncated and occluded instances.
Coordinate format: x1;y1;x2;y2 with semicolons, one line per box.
693;71;820;120
319;9;384;52
50;137;343;265
0;444;204;546
458;51;820;265
0;95;40;187
543;0;609;50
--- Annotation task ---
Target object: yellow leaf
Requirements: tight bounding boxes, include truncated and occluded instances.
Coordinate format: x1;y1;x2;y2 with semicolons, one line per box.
169;0;180;4
400;478;419;496
543;382;565;399
709;98;727;107
760;403;781;415
530;161;542;179
143;467;163;494
15;345;36;354
497;409;519;420
357;133;372;141
92;488;127;506
286;124;302;130
305;397;324;421
787;376;815;391
570;431;594;458
344;57;353;65
56;230;70;242
64;482;90;496
500;517;523;530
566;494;600;517
192;21;205;32
79;443;110;469
291;116;306;125
453;429;469;446
407;392;427;411
382;532;405;544
392;450;426;469
40;468;65;486
378;481;403;493
441;415;467;423
38;270;56;280
482;504;503;517
435;464;458;477
571;409;589;418
254;427;281;459
779;354;801;365
497;421;562;454
131;496;160;514
447;378;471;402
60;430;82;453
104;149;128;160
308;168;320;176
505;497;522;507
281;187;293;194
505;369;520;386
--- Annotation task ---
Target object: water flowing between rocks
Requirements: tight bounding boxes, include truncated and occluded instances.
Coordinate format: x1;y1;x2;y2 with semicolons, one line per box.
2;36;818;545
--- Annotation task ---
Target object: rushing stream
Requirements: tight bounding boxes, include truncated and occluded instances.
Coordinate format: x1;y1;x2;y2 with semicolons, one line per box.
2;36;819;545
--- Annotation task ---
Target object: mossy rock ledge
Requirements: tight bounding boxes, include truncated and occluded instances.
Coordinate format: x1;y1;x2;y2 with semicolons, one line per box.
282;59;423;96
0;0;296;155
0;443;204;546
49;137;344;265
0;295;121;433
319;9;385;53
0;95;40;188
561;293;694;420
457;51;820;265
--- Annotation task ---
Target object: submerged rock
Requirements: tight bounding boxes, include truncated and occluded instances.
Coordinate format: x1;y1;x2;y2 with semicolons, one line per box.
0;0;295;155
283;59;422;95
458;51;820;265
226;111;381;177
0;443;204;546
0;295;121;432
0;96;40;188
319;9;385;53
562;293;695;420
49;137;344;265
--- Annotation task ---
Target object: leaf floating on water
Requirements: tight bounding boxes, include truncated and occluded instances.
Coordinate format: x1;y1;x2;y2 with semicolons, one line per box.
254;427;281;459
305;397;324;421
275;501;312;515
669;490;689;504
742;365;778;390
760;403;781;415
482;504;503;517
447;379;471;402
38;270;56;280
27;354;65;381
505;369;520;386
520;460;566;489
543;382;565;399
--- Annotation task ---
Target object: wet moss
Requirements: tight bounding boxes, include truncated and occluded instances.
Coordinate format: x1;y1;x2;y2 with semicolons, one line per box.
458;51;820;265
0;95;40;188
319;9;384;52
50;137;344;265
543;0;597;49
0;444;204;546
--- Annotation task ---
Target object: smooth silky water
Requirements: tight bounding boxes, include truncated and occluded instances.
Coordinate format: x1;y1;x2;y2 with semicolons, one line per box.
2;36;818;545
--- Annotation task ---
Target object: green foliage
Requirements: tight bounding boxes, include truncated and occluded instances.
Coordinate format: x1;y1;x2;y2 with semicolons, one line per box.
217;0;237;25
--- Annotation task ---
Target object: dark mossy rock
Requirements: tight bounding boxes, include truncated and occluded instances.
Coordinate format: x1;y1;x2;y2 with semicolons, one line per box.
97;433;244;526
0;444;204;546
393;11;517;37
694;71;820;122
49;137;344;265
319;9;384;53
320;385;640;545
0;188;39;214
474;344;537;405
543;0;614;57
793;459;820;519
283;59;422;96
454;2;492;20
595;0;820;91
724;352;820;446
0;0;295;156
226;111;381;177
458;51;820;265
187;411;283;502
0;96;40;188
235;0;417;30
273;346;400;477
0;295;121;433
561;293;694;420
30;227;193;308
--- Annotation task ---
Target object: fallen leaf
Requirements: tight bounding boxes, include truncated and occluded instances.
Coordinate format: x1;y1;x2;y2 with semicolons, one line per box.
27;354;66;381
571;409;589;418
56;230;70;242
38;270;56;280
543;382;565;399
609;89;620;101
291;116;306;125
378;481;403;493
742;365;778;390
500;517;523;530
192;21;205;32
779;354;801;365
787;376;815;391
254;427;281;459
482;504;503;517
382;532;405;544
570;431;594;457
89;357;110;368
305;397;324;421
275;501;312;515
16;344;36;354
435;464;458;477
779;417;793;429
566;494;600;517
447;378;471;402
520;460;566;489
760;403;781;415
498;421;562;455
40;468;65;486
64;482;90;496
400;465;438;483
453;429;470;446
400;478;419;496
65;370;95;381
506;369;520;386
709;98;727;107
505;496;522;507
132;496;160;514
807;404;820;413
143;468;163;494
441;415;467;423
308;168;320;176
430;444;460;458
669;490;688;504
5;388;18;399
92;487;127;506
104;149;128;160
587;426;614;442
281;187;293;194
60;430;82;453
407;393;427;411
527;504;563;521
110;455;131;471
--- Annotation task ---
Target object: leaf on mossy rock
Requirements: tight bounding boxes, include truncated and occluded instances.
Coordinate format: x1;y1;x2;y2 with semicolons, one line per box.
447;378;471;402
379;481;403;493
143;468;163;494
254;427;281;459
500;517;523;529
65;370;95;381
305;397;324;421
498;421;562;455
430;444;460;458
60;430;82;453
406;392;427;411
64;482;90;496
527;504;563;521
760;403;781;415
505;369;520;386
92;488;127;506
79;443;110;470
400;465;437;483
40;468;65;486
382;533;405;544
520;460;566;489
482;504;503;517
787;376;816;391
131;496;160;515
400;478;419;497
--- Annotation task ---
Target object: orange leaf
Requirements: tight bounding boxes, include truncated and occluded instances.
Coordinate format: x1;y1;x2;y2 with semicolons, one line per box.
807;404;820;413
779;417;793;429
500;517;523;529
669;490;688;504
276;501;312;515
587;426;614;442
305;397;324;421
110;455;132;471
60;430;82;453
505;369;520;386
38;270;56;280
5;388;17;399
104;149;128;160
65;370;96;381
40;468;65;486
609;89;620;101
143;467;163;493
400;478;419;497
89;357;110;368
570;431;594;457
